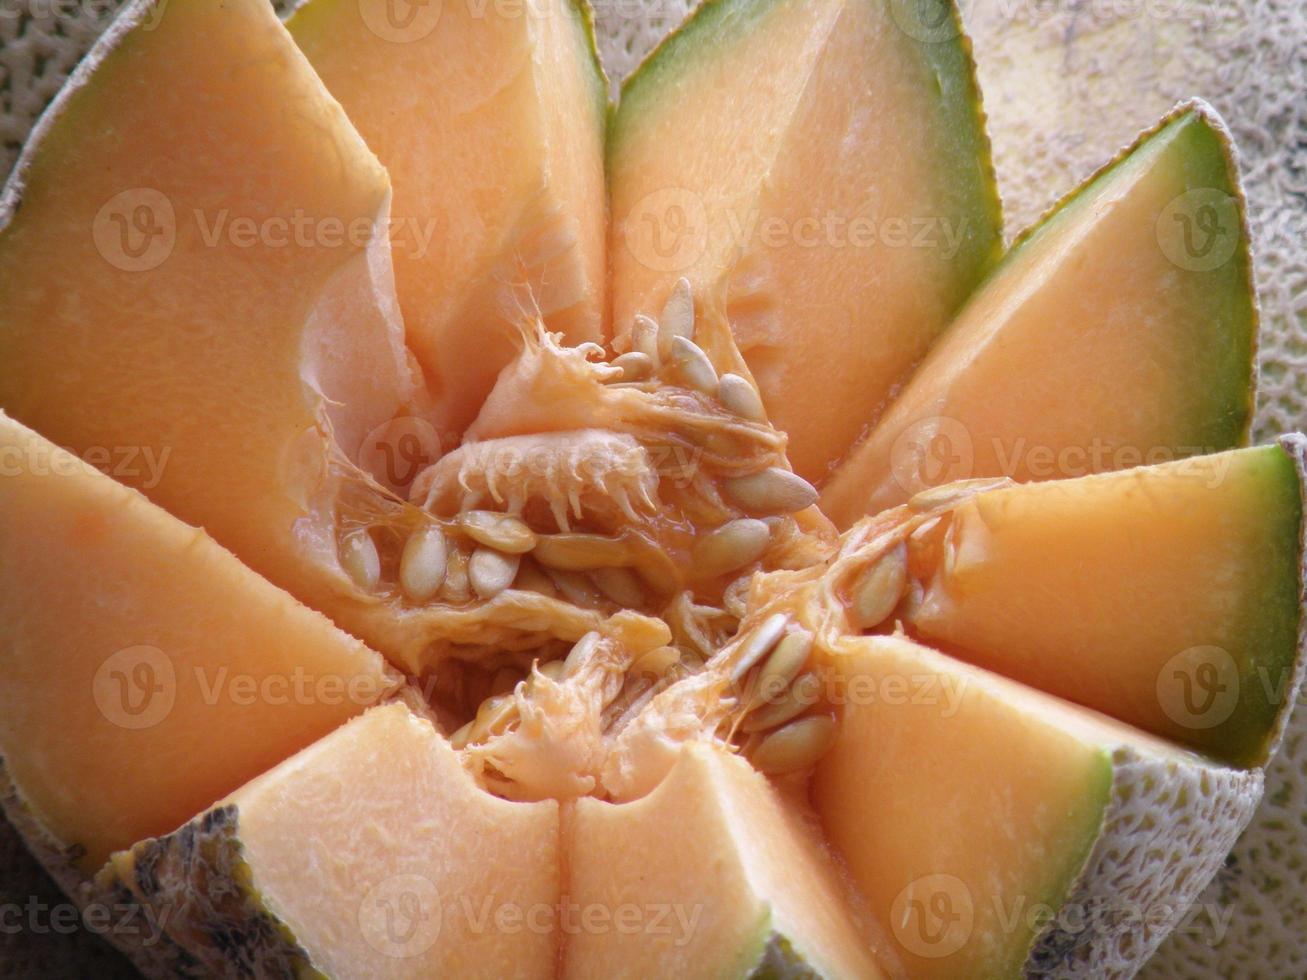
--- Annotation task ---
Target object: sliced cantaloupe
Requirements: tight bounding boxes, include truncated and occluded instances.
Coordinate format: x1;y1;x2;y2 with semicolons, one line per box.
0;413;400;875
820;101;1257;525
811;634;1263;979
103;702;560;979
904;441;1304;767
289;0;608;438
608;0;1001;484
0;0;441;664
565;742;888;978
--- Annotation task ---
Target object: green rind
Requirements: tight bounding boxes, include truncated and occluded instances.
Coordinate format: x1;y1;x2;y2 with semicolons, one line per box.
1211;442;1303;767
564;0;612;120
1000;100;1257;451
1022;749;1116;974
747;930;823;979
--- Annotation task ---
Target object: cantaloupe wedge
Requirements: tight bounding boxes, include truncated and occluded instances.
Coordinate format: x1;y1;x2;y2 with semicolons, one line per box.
566;742;888;978
288;0;608;438
103;702;560;979
904;440;1304;767
608;0;1002;483
0;414;400;876
821;101;1257;525
812;635;1263;979
0;0;454;668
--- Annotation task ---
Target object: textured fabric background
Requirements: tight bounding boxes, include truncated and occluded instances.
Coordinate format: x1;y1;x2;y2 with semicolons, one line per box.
1;0;1303;976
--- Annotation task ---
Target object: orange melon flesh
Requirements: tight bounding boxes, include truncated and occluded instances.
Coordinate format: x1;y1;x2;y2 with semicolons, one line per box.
821;103;1256;524
907;443;1302;767
812;635;1258;979
566;743;887;978
608;0;1001;483
290;0;608;438
109;702;561;979
0;0;431;657
0;413;400;871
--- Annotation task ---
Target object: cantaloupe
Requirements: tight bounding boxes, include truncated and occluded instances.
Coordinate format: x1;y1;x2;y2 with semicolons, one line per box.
820;101;1257;525
288;0;608;438
0;0;1304;974
104;702;560;979
904;441;1304;767
961;9;1307;973
567;743;888;978
0;413;401;876
607;0;1002;483
812;635;1263;978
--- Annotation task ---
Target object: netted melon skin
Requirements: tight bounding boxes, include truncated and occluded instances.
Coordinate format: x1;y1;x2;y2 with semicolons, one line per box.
0;758;205;979
1029;750;1262;979
1135;435;1307;978
102;807;324;980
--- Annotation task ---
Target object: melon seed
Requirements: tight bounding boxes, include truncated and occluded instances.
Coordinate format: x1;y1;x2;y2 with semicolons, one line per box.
694;518;771;577
468;694;517;744
442;549;472;602
460;510;537;554
449;721;474;751
751;714;837;775
534;532;629;570
548;568;605;609
469;548;520;599
658;276;695;358
755;629;813;696
730;612;790;681
669;335;718;395
513;559;559;598
340;529;380;590
632;646;681;678
631;314;661;363
852;542;908;630
908;477;1011;512
399;526;447;601
535;660;567;682
724;468;818;515
592;566;647;607
744;671;821;733
612;351;654;382
717;373;766;421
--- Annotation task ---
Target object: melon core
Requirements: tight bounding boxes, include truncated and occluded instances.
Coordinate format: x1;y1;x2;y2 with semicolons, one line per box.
608;0;1002;483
